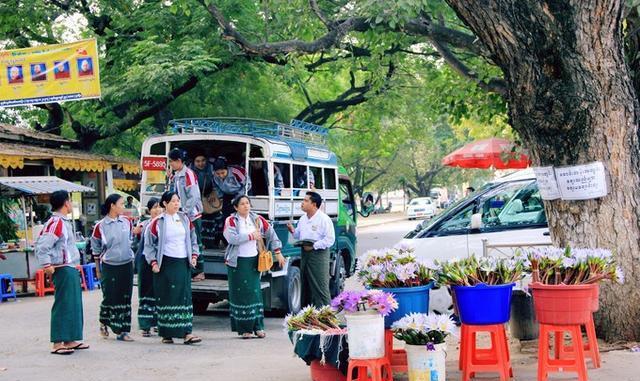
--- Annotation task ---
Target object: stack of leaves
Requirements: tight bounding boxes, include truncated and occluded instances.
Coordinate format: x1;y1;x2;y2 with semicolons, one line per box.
356;243;435;288
330;290;398;317
392;313;458;346
436;255;525;286
284;306;342;332
525;247;624;285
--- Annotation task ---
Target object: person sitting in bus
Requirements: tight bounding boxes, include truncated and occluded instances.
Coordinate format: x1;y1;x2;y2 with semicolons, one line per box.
293;168;314;196
249;161;284;196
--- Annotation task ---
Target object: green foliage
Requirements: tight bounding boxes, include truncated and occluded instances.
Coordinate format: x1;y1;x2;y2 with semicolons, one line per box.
0;198;19;242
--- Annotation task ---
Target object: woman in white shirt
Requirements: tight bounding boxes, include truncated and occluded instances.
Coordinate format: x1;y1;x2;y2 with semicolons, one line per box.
144;191;202;344
223;195;285;339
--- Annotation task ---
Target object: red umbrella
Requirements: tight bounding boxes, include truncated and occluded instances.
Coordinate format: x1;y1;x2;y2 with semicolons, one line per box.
442;137;530;169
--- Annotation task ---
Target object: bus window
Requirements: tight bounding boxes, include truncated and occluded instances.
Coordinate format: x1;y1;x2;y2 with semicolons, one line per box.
275;163;290;196
248;160;268;196
293;165;308;189
150;142;166;155
324;168;336;190
310;167;323;189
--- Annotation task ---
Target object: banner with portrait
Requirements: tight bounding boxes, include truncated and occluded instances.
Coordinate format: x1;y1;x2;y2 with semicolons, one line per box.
0;39;101;107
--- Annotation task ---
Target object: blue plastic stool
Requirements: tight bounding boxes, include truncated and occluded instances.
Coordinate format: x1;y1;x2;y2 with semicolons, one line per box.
82;263;100;290
0;274;17;302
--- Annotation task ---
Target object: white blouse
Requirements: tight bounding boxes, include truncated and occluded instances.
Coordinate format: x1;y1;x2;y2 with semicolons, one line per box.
237;216;258;258
163;213;187;259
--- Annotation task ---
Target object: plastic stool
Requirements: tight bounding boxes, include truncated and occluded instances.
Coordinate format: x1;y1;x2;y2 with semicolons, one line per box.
385;329;407;373
346;357;393;381
461;324;512;381
82;263;100;290
0;274;17;302
75;265;88;291
554;315;601;368
538;323;588;381
35;269;55;297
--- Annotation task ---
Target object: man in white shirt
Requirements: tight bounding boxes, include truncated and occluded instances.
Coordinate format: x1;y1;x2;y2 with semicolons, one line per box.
287;191;335;307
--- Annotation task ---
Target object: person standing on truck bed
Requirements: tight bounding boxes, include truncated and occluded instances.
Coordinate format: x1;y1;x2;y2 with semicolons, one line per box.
144;191;202;345
92;194;135;342
223;195;285;339
287;191;335;308
35;190;89;355
212;156;251;243
167;148;205;282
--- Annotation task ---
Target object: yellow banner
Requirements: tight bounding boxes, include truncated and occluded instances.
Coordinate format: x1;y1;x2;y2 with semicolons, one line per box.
0;39;101;107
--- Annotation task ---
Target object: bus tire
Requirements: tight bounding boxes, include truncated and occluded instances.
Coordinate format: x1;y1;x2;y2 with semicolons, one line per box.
330;253;346;298
286;265;302;314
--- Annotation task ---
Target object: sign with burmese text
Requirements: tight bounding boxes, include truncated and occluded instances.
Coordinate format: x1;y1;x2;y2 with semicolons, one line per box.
533;162;608;201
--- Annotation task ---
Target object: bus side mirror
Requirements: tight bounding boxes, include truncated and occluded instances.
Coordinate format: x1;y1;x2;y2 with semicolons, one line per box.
470;213;483;230
359;192;375;217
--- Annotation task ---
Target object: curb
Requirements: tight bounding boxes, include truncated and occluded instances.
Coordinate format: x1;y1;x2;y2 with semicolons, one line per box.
357;216;408;229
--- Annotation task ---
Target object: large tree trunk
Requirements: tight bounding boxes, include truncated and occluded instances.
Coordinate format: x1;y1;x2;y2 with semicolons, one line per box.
446;0;640;341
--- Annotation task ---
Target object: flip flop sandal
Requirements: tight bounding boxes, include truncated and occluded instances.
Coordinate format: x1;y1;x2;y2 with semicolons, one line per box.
141;330;151;337
99;325;109;338
183;336;202;345
51;347;74;355
116;333;134;342
70;343;90;350
152;327;159;333
254;331;266;339
241;333;253;340
162;338;174;344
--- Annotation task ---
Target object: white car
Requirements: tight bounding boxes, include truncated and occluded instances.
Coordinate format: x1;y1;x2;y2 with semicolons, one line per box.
400;169;552;315
406;197;437;220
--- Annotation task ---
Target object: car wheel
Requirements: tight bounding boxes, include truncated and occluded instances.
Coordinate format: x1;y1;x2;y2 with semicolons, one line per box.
193;299;210;315
286;265;302;314
330;254;346;298
429;284;454;315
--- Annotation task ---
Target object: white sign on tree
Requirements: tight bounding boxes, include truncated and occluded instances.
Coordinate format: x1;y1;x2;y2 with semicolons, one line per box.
554;162;608;200
532;166;561;200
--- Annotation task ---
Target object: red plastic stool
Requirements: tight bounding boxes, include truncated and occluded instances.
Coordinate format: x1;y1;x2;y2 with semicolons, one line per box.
538;323;588;381
384;329;407;373
75;265;88;291
35;269;55;297
554;315;601;368
460;324;512;381
346;357;393;381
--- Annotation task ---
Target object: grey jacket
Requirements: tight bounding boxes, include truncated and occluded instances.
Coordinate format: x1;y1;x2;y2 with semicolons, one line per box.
91;215;135;265
143;212;200;269
35;213;80;268
169;166;203;221
213;165;251;198
223;212;282;268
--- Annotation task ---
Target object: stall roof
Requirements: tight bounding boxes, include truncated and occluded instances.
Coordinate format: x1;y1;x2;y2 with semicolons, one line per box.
0;176;94;197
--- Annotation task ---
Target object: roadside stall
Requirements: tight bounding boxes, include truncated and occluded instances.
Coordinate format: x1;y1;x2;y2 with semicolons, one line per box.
0;176;94;293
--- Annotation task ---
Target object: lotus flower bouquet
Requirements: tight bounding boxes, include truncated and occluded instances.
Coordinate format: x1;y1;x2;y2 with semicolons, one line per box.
356;244;435;288
330;290;398;316
284;306;344;334
525;246;624;285
436;255;525;286
392;313;458;346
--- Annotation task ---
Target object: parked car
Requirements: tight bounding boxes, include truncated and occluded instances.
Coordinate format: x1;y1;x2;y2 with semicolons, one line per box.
400;169;551;314
406;197;438;220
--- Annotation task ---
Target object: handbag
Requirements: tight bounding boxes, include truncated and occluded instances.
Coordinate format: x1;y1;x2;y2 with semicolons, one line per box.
202;192;222;214
255;218;273;272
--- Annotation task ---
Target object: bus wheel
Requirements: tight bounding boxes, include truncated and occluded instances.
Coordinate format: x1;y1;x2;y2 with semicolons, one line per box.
286;266;302;314
330;254;346;298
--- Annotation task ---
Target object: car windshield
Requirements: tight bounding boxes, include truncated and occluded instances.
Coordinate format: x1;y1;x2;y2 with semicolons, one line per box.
410;199;429;205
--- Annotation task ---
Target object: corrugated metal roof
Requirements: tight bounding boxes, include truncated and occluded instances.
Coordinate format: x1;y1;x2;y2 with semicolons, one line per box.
0;176;94;196
0;141;138;165
0;123;77;144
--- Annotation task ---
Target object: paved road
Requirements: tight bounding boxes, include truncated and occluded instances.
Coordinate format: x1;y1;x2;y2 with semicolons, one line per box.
2;218;635;381
0;219;415;381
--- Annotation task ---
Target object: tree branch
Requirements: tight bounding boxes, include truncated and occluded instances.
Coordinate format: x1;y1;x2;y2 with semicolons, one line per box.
309;0;333;30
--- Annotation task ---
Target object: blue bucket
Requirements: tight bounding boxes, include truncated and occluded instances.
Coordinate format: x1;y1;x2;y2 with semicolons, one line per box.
452;283;515;325
379;282;434;328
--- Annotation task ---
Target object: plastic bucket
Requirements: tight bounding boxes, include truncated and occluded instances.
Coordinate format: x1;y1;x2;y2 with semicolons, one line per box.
379;282;433;328
531;283;593;325
590;283;600;312
310;360;346;381
345;312;385;359
509;289;538;340
405;343;446;381
452;283;515;325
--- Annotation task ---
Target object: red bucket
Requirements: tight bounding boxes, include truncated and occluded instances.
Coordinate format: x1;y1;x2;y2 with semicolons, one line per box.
590;283;599;312
531;283;593;325
310;360;346;381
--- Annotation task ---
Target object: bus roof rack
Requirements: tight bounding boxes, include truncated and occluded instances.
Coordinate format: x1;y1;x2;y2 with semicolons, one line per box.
168;117;328;146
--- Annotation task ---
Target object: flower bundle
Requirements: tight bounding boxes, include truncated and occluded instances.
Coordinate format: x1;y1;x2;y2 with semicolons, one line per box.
525;246;624;285
330;290;398;317
284;306;342;333
435;255;525;286
391;313;458;346
356;243;435;288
